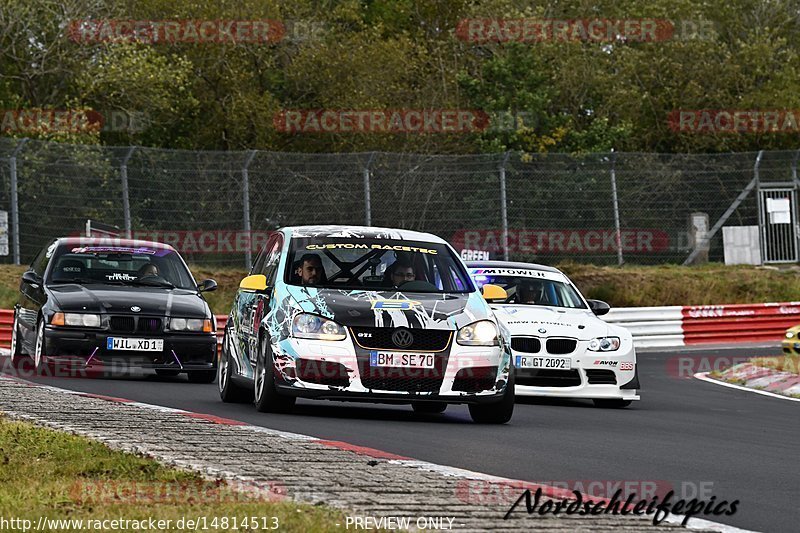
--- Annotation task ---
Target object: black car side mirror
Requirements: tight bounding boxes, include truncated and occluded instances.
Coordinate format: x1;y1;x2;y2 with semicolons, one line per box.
22;271;42;286
587;299;611;316
198;279;217;293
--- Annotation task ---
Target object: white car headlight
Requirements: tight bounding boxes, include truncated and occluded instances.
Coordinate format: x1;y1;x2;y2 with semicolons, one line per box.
786;331;795;339
291;313;346;341
457;320;499;346
588;336;621;352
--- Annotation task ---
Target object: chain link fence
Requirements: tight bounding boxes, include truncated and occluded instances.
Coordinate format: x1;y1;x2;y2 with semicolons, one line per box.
0;138;794;268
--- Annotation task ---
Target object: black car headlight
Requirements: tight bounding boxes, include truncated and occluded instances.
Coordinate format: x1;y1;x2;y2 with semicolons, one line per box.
51;312;101;328
588;337;621;352
291;313;346;341
169;318;214;332
456;320;499;346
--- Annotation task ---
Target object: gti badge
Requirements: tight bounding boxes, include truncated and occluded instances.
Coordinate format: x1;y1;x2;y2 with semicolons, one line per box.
130;306;141;312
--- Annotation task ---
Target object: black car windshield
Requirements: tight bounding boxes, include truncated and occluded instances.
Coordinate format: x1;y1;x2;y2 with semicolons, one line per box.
469;268;587;309
46;244;196;289
286;238;474;293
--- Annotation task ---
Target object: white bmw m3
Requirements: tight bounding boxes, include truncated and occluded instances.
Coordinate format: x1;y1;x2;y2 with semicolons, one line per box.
467;261;640;408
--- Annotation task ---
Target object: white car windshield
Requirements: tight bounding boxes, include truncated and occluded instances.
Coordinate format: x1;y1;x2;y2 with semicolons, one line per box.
471;271;587;309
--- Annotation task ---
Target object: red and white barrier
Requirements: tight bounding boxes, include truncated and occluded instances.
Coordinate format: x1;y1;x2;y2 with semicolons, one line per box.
604;302;800;348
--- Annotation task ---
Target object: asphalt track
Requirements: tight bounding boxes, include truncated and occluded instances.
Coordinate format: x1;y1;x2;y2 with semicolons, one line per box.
4;344;797;532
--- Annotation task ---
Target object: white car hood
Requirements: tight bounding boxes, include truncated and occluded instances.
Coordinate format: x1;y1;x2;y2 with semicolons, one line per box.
490;304;616;341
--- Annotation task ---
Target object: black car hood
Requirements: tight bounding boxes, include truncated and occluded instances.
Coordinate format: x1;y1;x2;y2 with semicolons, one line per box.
283;286;487;330
47;284;208;317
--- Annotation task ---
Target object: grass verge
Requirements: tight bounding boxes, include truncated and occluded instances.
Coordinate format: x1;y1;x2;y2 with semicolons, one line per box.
0;416;344;532
749;355;799;375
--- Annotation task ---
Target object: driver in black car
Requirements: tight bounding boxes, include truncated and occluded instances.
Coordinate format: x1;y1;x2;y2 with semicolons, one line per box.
137;263;159;278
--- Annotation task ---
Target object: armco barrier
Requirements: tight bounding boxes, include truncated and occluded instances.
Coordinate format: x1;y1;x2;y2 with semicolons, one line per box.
0;304;795;352
603;302;800;348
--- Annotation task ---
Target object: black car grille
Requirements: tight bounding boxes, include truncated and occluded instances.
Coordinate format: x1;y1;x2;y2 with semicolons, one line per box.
546;338;577;354
297;359;350;387
350;327;451;352
511;337;541;353
109;316;135;333
452;366;497;393
585;369;617;385
516;369;582;387
109;316;163;334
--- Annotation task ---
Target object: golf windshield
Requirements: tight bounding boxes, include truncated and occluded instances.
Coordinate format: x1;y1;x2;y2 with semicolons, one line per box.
470;269;587;309
46;244;196;289
286;238;474;293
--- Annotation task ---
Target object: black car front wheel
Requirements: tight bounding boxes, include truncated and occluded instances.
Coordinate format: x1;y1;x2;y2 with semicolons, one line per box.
468;368;515;424
33;317;47;373
254;336;295;414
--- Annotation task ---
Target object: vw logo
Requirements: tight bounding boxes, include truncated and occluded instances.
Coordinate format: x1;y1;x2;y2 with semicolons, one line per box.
130;306;141;312
538;328;547;334
391;328;414;348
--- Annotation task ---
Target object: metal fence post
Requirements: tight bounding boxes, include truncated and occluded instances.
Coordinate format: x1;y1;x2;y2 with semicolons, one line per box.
609;152;624;266
9;138;28;265
242;150;257;269
120;146;136;238
754;150;765;263
364;152;375;226
499;152;510;261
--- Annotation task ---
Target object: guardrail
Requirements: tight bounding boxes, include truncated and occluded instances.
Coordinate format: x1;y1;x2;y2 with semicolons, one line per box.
0;304;795;352
603;302;800;348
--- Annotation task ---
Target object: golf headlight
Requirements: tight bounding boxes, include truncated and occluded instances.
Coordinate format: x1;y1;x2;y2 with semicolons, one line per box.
457;320;499;346
170;318;214;332
786;331;795;339
51;312;101;328
291;313;346;341
588;337;621;352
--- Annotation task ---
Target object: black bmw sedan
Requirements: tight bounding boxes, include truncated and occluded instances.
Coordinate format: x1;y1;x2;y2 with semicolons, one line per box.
10;237;218;382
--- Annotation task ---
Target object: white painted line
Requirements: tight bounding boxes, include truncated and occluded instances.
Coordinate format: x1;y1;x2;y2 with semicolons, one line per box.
694;372;800;403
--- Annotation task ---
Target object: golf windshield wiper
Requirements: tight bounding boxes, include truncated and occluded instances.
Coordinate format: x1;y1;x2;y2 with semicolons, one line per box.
50;277;96;284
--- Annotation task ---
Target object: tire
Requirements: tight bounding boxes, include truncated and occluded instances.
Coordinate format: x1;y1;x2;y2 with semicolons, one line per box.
468;368;515;424
187;370;216;384
33;317;47;373
253;335;295;414
411;401;447;414
10;310;26;368
155;369;181;377
593;399;632;409
218;330;253;403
